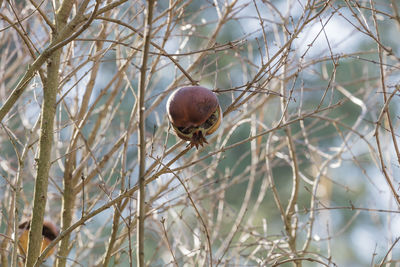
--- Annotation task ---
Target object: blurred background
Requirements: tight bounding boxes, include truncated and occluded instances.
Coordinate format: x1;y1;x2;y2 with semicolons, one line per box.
1;0;400;266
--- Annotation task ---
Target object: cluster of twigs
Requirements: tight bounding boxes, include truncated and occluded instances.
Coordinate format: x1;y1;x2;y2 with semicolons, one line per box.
0;0;400;266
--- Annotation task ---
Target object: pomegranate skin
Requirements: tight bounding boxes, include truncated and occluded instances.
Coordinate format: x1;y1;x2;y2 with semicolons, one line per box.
166;86;222;148
167;86;219;128
18;220;59;259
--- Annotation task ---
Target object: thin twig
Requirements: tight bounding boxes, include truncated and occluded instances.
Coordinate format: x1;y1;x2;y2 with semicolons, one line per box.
137;0;155;265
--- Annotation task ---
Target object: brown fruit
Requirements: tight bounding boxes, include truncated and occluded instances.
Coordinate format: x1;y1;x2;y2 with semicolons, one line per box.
167;86;222;148
18;220;59;259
